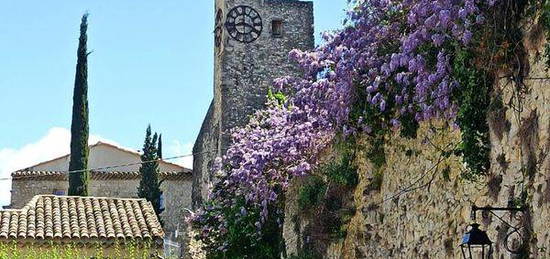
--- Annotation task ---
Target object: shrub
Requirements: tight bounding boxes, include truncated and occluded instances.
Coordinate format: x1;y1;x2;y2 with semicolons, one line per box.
298;177;327;211
322;152;358;187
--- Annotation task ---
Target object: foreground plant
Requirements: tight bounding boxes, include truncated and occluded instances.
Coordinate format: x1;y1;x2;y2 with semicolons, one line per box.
189;0;505;257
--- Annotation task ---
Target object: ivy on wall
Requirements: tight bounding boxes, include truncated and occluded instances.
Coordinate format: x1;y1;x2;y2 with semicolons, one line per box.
452;47;491;179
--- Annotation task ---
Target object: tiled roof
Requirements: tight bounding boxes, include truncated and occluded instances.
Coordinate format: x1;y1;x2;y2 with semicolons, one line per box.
0;195;164;242
11;170;191;181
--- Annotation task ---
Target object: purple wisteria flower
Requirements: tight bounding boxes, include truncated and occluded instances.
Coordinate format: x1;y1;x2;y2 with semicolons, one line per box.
189;0;496;252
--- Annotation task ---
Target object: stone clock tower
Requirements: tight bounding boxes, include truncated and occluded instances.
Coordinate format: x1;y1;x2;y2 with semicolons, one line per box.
192;0;314;207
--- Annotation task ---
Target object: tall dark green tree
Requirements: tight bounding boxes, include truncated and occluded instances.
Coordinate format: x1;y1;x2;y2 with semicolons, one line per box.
68;13;90;196
157;134;163;159
137;125;164;217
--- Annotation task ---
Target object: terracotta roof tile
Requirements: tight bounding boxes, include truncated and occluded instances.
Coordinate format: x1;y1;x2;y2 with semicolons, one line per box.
0;212;9;238
76;198;88;238
9;213;18;238
85;198;96;238
0;195;164;243
11;170;191;181
132;200;151;238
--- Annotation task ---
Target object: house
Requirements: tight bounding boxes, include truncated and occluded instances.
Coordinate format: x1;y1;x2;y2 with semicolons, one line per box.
0;195;164;257
9;141;192;236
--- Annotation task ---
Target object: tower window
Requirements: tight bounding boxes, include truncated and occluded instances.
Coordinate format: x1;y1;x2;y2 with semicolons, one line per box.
272;20;283;37
53;189;65;196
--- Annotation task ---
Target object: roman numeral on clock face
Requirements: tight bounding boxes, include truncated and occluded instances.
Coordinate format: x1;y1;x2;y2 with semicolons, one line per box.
225;5;262;43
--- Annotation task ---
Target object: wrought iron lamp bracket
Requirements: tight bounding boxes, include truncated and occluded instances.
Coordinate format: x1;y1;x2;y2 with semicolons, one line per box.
469;205;527;255
470;205;525;222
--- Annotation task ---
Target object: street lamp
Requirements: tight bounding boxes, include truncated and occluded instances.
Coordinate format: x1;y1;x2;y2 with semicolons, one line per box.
459;205;526;259
460;223;492;259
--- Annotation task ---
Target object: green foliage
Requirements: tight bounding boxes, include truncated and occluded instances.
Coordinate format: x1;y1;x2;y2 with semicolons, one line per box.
201;198;285;259
349;75;394;175
363;129;387;193
0;241;155;259
157;134;163;159
323;156;358;187
324;197;350;239
399;111;419;139
322;195;355;240
367;135;387;170
267;89;288;106
452;47;491;179
509;190;529;208
448;0;550;180
137;125;164;218
298;176;327;211
326;217;346;239
68;13;90;196
322;141;358;187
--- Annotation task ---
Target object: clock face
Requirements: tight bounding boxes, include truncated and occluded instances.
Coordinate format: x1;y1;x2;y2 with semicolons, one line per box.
225;5;262;43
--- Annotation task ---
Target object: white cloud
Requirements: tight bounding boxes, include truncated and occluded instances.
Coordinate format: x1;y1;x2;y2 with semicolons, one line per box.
0;127;113;207
167;140;194;169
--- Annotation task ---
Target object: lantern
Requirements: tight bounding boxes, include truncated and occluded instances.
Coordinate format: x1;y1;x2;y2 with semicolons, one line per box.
460;223;492;259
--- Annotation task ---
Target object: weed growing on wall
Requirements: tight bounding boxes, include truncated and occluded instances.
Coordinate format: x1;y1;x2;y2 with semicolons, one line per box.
298;176;327;211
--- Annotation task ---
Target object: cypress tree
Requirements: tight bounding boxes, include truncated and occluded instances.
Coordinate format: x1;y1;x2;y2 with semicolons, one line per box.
157;134;163;159
68;13;90;196
137;125;164;217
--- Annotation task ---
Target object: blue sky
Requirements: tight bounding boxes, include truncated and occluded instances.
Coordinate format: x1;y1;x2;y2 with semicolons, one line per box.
0;0;347;204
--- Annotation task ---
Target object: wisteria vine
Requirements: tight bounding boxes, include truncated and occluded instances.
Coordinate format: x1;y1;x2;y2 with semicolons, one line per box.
189;0;496;256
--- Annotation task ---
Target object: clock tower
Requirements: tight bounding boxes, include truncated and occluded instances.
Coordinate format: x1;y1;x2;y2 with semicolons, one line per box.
192;0;314;207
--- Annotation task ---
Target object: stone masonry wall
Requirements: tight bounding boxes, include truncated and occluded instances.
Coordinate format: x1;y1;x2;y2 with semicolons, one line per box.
192;0;314;207
284;24;550;258
10;178;192;235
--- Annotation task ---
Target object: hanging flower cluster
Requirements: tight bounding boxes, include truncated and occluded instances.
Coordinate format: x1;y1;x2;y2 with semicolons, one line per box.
290;0;494;131
188;98;335;252
189;0;495;253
